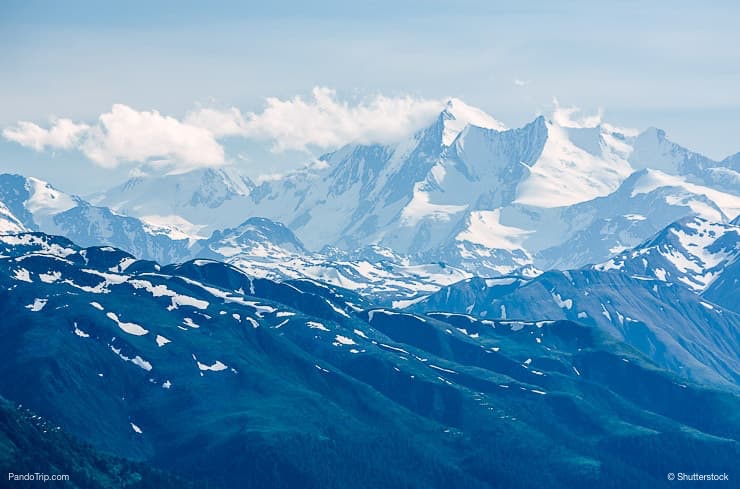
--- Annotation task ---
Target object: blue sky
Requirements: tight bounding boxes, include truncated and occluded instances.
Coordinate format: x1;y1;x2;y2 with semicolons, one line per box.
2;0;739;193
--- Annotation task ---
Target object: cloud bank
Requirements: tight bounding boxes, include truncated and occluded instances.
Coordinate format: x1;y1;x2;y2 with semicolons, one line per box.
241;87;444;152
3;118;89;151
3;88;445;170
3;105;225;171
185;87;445;151
82;104;225;169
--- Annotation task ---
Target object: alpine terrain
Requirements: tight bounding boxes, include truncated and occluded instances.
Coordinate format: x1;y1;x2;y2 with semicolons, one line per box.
0;99;737;488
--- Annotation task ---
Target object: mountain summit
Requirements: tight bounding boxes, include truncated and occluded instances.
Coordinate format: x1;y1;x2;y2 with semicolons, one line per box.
439;98;506;145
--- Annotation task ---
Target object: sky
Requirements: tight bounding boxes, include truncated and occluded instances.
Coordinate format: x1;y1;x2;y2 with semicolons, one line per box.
1;0;740;194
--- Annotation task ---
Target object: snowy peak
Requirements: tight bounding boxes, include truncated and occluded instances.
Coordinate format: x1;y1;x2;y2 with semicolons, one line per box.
23;176;78;218
193;167;253;203
630;127;692;174
440;98;505;146
628;127;739;193
450;115;547;183
0;172;193;263
259;103;738;276
0;173;78;230
92;167;260;239
595;215;740;292
530;166;740;271
100;167;254;214
0;174;36;230
201;216;307;259
442;115;635;210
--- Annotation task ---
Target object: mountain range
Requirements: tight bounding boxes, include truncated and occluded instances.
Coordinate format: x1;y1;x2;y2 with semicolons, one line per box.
0;99;738;487
89;101;740;278
2;99;738;302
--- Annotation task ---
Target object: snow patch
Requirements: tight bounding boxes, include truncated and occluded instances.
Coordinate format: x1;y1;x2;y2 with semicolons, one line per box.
333;335;356;346
307;321;329;331
551;291;573;310
183;317;199;329
197;360;228;372
26;298;47;312
12;268;32;283
106;312;149;336
39;271;61;283
73;322;90;338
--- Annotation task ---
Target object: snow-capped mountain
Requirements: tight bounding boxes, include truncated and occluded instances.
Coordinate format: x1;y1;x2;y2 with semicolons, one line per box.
197;216;308;258
594;215;740;292
93;167;255;235
530;168;740;269
0;173;193;263
249;112;639;267
89;99;740;277
3;100;737;285
631;127;740;193
197;216;471;305
0;173;78;229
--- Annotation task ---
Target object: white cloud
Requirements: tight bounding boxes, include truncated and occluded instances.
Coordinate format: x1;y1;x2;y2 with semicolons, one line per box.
551;98;603;128
241;87;444;152
80;104;224;169
4;104;225;170
3;88;448;169
184;107;248;138
514;79;530;87
3;118;89;151
181;88;447;153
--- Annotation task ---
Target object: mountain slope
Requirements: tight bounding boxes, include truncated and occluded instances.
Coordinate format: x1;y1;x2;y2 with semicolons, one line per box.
529;169;740;270
702;215;740;313
0;396;189;488
0;173;193;263
409;269;740;390
0;201;27;234
594;215;740;292
703;257;740;314
630;127;740;192
1;233;737;488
